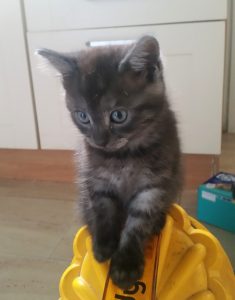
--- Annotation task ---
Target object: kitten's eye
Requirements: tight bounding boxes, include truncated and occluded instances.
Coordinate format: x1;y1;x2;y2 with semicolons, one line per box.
74;111;90;124
110;110;128;124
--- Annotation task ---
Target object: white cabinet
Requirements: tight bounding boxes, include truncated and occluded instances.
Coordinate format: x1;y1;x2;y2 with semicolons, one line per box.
24;0;226;32
28;22;225;154
0;0;38;149
0;1;227;152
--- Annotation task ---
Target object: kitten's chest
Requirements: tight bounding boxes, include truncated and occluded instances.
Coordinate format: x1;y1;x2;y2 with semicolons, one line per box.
90;158;151;201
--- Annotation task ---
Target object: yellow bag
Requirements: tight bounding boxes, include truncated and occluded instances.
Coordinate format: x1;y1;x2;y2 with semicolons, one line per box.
59;204;235;300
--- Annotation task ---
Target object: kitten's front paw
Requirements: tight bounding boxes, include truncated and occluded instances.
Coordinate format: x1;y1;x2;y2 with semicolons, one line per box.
110;251;144;289
154;212;167;235
93;239;117;263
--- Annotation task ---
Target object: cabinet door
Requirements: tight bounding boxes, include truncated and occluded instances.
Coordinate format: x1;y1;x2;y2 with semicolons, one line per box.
24;0;227;32
28;21;225;154
0;1;37;149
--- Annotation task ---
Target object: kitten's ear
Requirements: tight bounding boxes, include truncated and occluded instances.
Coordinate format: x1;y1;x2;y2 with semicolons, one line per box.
119;36;161;79
36;48;77;76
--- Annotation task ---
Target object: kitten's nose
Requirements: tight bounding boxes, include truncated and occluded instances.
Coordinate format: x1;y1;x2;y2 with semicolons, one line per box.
94;136;109;147
92;130;109;147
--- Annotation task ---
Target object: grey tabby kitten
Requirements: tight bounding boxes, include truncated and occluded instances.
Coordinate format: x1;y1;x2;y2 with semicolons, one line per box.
38;36;182;289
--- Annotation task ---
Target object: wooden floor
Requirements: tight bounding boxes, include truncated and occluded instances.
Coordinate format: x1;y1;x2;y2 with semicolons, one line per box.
0;181;79;300
0;134;234;299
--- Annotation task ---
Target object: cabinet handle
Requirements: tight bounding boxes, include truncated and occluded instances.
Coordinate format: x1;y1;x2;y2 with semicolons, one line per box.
86;39;134;47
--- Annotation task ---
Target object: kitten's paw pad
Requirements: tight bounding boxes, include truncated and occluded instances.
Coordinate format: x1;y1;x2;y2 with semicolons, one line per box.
110;255;144;289
93;241;117;263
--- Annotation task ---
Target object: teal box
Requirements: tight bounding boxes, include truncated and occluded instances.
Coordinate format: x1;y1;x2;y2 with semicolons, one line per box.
197;172;235;233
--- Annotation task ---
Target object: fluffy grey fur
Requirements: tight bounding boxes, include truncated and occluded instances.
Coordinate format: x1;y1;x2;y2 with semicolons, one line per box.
38;36;182;289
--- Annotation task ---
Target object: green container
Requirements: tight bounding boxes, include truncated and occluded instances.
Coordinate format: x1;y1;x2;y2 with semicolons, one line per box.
197;172;235;233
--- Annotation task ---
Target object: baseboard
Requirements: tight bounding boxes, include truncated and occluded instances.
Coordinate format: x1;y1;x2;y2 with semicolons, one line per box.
183;154;219;189
0;149;75;182
0;149;219;189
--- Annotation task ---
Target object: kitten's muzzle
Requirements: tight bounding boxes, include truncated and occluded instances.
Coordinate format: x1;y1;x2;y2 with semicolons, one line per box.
92;130;109;147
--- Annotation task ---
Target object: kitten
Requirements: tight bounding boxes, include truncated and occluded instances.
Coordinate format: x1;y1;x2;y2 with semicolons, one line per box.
38;36;182;289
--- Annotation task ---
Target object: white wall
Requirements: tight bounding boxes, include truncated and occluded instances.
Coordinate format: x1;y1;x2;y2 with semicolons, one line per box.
228;1;235;132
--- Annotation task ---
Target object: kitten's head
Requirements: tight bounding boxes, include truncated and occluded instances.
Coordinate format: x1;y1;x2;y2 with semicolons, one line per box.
38;36;167;152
